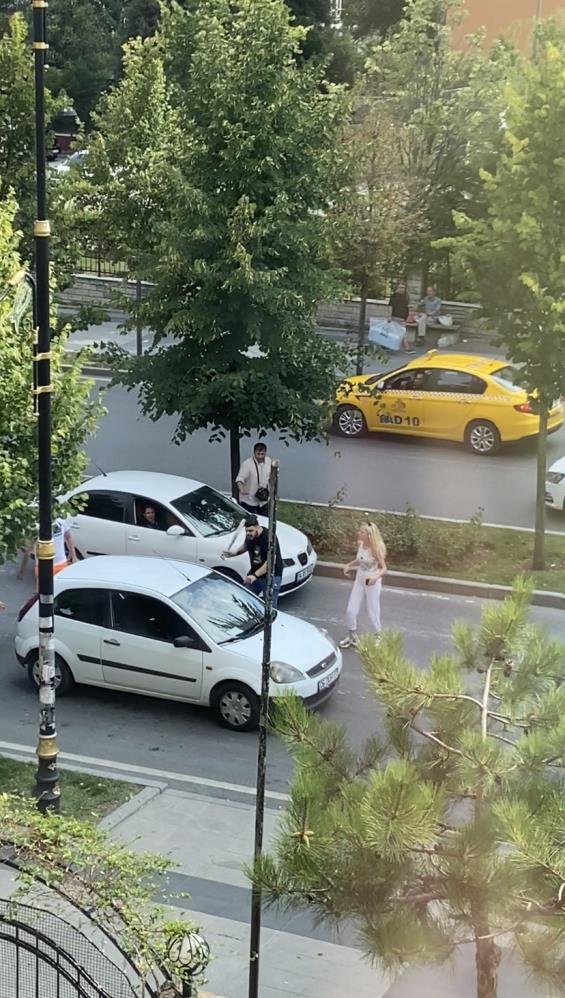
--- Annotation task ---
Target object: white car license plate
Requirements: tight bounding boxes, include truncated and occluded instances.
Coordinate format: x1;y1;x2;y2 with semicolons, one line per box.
296;567;312;583
318;667;338;692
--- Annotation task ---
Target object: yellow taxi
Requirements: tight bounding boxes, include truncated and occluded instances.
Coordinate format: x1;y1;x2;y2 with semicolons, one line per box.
334;352;564;455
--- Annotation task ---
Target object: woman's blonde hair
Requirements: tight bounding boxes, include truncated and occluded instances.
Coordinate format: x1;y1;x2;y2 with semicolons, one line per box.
361;522;386;562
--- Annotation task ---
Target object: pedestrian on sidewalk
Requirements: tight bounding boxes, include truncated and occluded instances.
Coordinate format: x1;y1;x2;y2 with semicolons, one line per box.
222;515;283;607
340;523;387;649
17;542;34;580
235;442;272;517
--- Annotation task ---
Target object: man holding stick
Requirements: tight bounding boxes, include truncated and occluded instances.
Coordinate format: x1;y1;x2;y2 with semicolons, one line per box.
222;516;283;608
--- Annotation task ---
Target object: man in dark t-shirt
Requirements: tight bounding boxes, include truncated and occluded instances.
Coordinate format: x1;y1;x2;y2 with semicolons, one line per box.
222;516;283;607
388;280;415;353
388;281;409;321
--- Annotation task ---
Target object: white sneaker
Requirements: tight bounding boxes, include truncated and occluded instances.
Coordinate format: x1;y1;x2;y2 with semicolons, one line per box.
339;633;358;649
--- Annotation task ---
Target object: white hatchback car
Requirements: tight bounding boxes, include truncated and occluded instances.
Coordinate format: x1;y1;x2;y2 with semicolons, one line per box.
15;558;341;731
545;456;565;511
63;471;316;596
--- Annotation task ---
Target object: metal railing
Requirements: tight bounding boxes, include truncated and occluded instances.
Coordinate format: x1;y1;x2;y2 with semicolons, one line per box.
0;898;167;998
76;251;128;279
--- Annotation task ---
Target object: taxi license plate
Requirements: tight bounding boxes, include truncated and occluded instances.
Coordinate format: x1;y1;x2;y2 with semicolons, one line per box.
296;567;312;583
318;668;338;692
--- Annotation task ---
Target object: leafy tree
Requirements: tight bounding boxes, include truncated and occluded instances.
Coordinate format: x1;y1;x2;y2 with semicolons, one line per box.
364;0;516;297
444;26;565;569
120;0;160;41
0;192;102;562
60;34;175;287
343;0;406;39
337;95;425;373
0;14;61;250
44;0;121;125
284;0;360;83
253;581;565;998
0;0;27;32
86;0;350;492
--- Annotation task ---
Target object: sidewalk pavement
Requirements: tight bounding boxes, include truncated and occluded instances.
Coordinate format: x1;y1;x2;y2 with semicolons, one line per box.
106;786;553;998
60;309;506;364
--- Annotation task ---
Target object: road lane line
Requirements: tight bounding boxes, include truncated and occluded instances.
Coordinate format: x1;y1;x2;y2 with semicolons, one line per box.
0;740;290;802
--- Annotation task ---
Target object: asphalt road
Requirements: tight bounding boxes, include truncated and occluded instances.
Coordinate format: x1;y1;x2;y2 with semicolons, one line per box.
84;384;565;532
1;570;563;798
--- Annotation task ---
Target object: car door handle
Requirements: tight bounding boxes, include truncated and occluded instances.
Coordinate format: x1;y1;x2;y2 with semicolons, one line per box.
127;535;141;541
103;638;120;646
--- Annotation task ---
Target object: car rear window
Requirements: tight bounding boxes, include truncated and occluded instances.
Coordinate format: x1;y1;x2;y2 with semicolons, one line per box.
490;366;524;393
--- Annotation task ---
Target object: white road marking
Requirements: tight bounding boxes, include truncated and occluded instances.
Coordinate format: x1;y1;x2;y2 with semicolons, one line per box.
0;740;290;802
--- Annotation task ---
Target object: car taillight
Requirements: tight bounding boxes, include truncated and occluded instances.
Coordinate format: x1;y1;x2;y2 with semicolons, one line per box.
514;402;533;414
17;594;39;622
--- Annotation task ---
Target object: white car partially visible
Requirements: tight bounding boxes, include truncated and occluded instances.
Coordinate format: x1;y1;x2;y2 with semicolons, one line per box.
545;457;565;511
62;470;316;596
15;557;341;731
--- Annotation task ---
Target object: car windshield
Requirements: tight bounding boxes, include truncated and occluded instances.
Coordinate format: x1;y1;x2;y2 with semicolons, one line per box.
171;486;244;537
172;575;269;644
490;365;524;392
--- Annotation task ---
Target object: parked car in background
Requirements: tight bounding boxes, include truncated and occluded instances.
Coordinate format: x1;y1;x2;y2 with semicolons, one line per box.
63;470;316;595
15;558;341;731
545;456;565;511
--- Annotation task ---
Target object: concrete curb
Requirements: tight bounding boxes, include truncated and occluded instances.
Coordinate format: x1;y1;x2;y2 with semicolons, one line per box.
99;783;165;832
315;560;565;610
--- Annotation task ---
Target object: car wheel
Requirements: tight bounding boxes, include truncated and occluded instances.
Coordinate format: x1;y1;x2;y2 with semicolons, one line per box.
211;681;260;732
335;405;367;438
27;653;74;696
465;420;501;455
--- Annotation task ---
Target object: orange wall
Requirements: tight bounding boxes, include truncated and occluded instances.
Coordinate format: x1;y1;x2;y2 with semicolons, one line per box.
456;0;565;46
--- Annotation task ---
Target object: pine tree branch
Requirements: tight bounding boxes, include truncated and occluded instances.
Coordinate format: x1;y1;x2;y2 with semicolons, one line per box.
411;724;464;757
393;890;447;905
455;916;529;946
489;732;516;749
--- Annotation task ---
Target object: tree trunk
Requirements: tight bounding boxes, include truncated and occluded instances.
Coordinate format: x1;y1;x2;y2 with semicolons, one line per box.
533;406;548;570
230;426;241;501
356;285;369;376
475;933;501;998
445;249;452;300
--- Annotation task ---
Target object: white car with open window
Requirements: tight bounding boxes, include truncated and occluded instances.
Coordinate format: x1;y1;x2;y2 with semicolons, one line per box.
62;470;316;595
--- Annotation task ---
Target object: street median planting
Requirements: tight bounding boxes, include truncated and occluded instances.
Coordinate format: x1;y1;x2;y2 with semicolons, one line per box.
279;501;565;593
0;755;137;821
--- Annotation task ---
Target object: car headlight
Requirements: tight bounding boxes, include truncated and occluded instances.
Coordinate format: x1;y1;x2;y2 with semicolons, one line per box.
306;539;313;555
547;472;565;484
283;557;295;567
270;662;305;684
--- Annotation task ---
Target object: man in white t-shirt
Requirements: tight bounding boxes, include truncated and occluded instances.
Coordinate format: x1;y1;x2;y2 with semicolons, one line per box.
34;517;77;585
236;442;272;517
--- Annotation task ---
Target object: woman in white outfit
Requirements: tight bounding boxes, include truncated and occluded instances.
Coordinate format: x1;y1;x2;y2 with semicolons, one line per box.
339;523;387;649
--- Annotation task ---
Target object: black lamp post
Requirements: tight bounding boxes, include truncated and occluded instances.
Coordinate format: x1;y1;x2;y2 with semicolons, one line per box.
32;0;60;813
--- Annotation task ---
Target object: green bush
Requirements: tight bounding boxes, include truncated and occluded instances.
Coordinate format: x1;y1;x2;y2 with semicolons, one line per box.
280;499;485;570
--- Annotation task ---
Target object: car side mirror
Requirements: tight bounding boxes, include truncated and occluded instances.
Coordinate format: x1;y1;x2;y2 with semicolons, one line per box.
376;380;385;391
167;524;187;537
173;634;196;649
